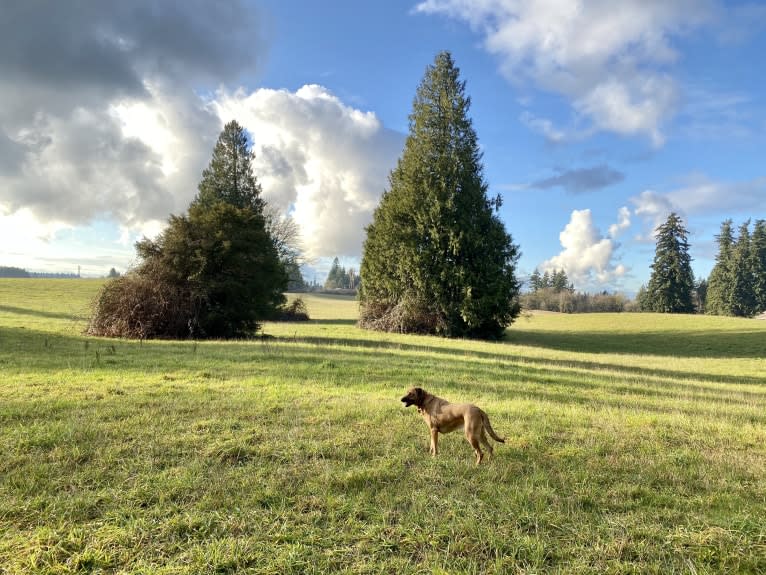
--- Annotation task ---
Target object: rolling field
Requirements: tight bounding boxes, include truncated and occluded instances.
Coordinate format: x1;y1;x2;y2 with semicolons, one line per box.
1;279;765;574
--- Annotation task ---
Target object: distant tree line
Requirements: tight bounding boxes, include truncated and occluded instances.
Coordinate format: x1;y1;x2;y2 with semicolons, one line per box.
522;268;628;313
635;214;766;317
706;219;766;316
324;257;360;290
0;266;80;279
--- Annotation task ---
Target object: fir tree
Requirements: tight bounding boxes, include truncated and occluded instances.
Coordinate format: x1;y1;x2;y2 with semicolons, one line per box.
730;221;756;316
706;219;735;315
751;220;766;312
646;212;694;313
360;51;520;338
92;120;286;339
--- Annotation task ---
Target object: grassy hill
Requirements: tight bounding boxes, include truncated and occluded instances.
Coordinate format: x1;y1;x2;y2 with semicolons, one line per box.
1;279;765;573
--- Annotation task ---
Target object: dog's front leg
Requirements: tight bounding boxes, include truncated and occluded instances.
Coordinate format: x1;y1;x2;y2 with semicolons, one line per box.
430;427;439;456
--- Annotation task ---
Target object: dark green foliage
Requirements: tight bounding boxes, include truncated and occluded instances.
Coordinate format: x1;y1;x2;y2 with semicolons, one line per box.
645;213;694;313
359;52;520;339
529;268;573;293
730;221;756;317
706;219;766;317
89;120;286;339
0;266;30;278
706;220;735;316
194;120;264;212
694;278;707;314
752;220;766;312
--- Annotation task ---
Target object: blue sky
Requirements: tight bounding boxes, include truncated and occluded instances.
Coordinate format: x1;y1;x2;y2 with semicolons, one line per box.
1;1;765;294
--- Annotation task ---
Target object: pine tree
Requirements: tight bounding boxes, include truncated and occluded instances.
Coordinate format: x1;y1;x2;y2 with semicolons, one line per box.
751;220;766;313
529;269;542;292
359;51;520;338
92;120;287;339
730;221;757;316
194;120;264;211
646;212;694;313
706;219;735;315
551;269;572;293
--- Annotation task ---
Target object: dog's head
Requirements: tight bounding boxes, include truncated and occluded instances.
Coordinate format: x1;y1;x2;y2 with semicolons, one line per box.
401;387;426;408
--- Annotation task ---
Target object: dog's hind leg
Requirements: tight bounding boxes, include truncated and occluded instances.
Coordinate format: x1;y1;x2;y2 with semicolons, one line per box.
480;429;494;457
466;432;484;465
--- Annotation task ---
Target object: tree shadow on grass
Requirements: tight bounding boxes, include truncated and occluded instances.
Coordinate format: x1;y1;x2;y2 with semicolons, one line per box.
0;304;85;322
269;334;766;388
505;327;766;359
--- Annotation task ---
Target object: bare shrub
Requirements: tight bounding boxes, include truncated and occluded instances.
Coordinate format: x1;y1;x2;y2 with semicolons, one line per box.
358;297;445;334
87;274;200;339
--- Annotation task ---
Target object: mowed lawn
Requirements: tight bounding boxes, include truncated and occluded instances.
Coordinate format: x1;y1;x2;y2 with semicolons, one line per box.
1;279;765;574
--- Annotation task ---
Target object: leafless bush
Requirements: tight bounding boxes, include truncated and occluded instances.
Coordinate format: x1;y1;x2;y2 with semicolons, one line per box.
87;273;200;339
358;297;445;334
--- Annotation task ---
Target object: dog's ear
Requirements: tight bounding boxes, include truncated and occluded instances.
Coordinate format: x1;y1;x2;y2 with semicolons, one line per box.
415;387;425;406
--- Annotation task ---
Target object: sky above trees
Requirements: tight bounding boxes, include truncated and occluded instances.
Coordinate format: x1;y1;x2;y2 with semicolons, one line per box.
1;0;764;293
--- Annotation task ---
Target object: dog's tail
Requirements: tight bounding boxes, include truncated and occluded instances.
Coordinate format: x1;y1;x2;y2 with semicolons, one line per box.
481;411;505;443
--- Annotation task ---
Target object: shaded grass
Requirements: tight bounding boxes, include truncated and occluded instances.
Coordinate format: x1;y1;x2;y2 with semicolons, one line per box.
1;281;765;573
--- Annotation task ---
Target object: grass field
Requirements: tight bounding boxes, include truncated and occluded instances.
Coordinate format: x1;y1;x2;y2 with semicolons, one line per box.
1;278;765;574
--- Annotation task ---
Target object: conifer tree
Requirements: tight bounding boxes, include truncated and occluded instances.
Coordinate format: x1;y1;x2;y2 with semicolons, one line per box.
91;120;286;339
359;51;520;338
706;219;735;315
730;221;756;316
751;220;766;312
646;212;694;313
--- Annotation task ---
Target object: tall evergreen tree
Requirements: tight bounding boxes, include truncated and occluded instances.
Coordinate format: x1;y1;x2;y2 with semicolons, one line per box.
730;221;756;316
360;51;520;338
706;219;735;315
91;120;286;339
194;120;264;211
646;212;694;313
751;220;766;312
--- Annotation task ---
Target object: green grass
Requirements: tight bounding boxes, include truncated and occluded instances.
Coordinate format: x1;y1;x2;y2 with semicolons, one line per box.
1;279;765;573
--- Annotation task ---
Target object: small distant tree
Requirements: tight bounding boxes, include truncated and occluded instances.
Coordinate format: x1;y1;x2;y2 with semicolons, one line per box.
324;257;348;289
645;212;694;313
551;269;573;293
529;269;542;292
107;267;120;278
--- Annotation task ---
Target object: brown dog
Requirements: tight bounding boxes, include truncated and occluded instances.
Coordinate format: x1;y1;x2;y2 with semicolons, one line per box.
401;387;504;465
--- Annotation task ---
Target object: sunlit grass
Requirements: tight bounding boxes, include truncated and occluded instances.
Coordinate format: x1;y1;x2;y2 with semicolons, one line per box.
1;279;765;573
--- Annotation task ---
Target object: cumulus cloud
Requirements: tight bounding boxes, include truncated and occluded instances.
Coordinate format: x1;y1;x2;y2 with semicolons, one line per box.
530;165;624;194
541;208;629;289
416;0;713;145
213;85;404;259
0;1;262;233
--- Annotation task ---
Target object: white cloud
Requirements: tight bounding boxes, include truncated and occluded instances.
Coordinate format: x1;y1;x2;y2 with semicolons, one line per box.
630;175;766;239
542;208;629;289
213;85;404;259
416;0;713;145
609;206;631;238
